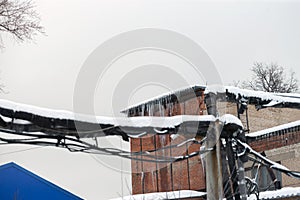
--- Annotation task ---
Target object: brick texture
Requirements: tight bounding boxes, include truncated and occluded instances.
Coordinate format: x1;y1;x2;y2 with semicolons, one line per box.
130;93;300;195
130;92;206;194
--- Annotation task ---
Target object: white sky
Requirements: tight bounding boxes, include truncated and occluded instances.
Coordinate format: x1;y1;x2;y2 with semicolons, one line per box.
0;0;300;199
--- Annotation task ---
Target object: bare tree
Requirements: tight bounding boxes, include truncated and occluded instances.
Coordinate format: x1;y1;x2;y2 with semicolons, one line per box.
243;62;298;93
0;0;44;48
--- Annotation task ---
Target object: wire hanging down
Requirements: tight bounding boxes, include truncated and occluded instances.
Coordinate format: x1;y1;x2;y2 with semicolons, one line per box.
237;139;300;180
0;99;216;162
0;127;212;163
1;97;300;195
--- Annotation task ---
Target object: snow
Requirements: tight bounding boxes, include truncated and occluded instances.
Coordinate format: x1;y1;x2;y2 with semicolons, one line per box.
109;190;206;200
0;99;76;120
0;115;32;125
0;98;247;128
275;92;300;99
247;120;300;137
0;99;216;128
270;163;289;171
263;100;281;107
204;84;225;94
225;86;300;104
204;85;300;107
120;85;206;113
238;140;292;173
219;114;244;128
247;187;300;200
111;187;300;200
109;115;216;128
121;85;300;114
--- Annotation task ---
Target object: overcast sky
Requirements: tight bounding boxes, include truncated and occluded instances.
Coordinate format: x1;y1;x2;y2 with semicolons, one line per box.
0;1;300;199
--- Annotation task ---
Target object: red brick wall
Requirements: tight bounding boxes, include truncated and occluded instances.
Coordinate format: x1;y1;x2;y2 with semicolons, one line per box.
130;92;300;195
130;91;206;194
249;129;300;153
130;133;206;194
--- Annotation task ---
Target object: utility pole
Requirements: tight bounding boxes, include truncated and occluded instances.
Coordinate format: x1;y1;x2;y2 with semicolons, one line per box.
205;93;223;200
236;102;248;200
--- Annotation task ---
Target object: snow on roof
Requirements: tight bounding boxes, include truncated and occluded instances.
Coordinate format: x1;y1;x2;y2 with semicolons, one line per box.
121;85;300;113
120;85;206;113
0;99;76;121
109;190;206;200
275;92;300;99
225;86;300;105
247;187;300;200
0;99;215;128
204;84;225;94
0;98;246;140
247;120;300;138
0;98;244;129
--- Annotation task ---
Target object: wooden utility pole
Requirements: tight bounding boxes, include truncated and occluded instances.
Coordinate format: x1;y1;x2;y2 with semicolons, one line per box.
205;120;223;199
205;93;223;200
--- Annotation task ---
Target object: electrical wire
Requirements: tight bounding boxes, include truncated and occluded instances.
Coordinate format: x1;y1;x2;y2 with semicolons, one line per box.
0;146;44;156
237;139;300;184
0;129;212;163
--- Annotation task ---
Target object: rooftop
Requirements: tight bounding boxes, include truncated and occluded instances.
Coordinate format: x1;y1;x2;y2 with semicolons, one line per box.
121;85;300;114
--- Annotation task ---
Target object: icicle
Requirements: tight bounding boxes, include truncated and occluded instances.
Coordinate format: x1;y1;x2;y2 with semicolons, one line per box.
146;104;150;116
152;103;154;116
141;171;144;184
151;170;155;191
159;135;166;155
169;102;173;116
200;145;206;174
149;103;153;116
168;94;171;105
158;100;162;117
141;104;145;116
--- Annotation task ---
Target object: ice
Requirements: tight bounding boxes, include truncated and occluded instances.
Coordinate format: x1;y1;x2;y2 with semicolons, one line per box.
141;171;144;185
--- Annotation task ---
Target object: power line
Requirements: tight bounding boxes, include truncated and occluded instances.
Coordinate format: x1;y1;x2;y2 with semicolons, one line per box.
0;146;44;156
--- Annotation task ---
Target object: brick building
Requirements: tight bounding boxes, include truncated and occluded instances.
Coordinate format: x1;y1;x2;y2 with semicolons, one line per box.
123;86;207;194
121;85;300;198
